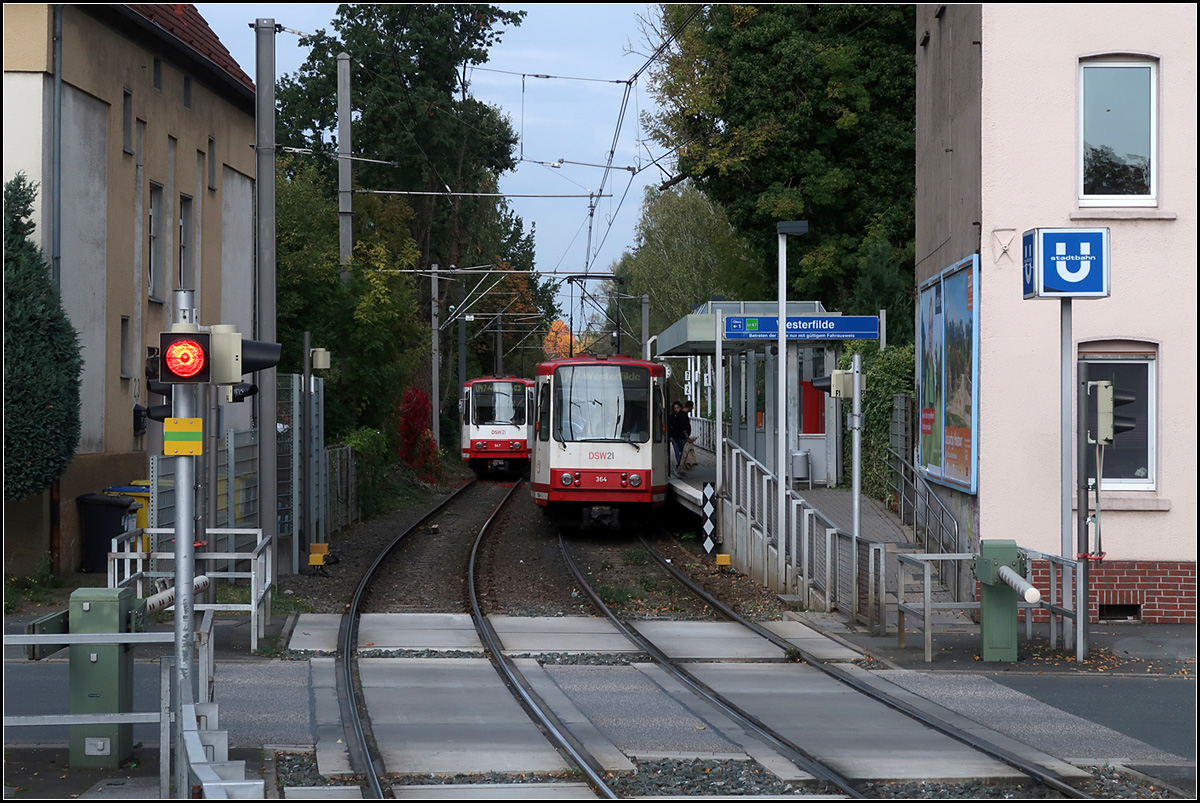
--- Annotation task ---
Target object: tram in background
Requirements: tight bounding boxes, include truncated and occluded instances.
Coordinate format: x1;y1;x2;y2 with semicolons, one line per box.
531;355;669;529
460;376;534;476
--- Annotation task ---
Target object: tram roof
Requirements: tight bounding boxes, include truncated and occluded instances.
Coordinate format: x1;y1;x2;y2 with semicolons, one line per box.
655;300;836;356
535;354;665;377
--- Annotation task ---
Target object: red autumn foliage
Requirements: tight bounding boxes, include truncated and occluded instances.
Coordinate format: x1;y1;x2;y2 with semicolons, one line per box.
397;387;440;482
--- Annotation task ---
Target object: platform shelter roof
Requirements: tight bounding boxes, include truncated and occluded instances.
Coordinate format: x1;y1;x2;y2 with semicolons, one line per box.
655;300;832;356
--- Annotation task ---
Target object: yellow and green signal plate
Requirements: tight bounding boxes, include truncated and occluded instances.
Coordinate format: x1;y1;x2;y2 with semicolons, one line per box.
164;418;203;455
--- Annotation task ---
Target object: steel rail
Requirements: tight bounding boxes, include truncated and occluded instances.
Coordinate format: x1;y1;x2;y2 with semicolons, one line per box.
338;479;479;799
559;531;864;799
636;534;1093;800
467;482;619;800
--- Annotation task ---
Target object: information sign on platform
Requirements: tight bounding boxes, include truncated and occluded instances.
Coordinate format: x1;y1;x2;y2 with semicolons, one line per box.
723;315;879;341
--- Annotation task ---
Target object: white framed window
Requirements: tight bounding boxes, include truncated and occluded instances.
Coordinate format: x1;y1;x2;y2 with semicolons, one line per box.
1079;60;1157;207
1081;352;1156;491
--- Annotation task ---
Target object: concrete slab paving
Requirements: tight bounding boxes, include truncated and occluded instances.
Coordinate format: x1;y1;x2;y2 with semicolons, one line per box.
761;620;861;661
491;614;640;654
635;620;787;660
514;658;636;772
629;663;817;784
391;782;598;798
311;657;354;777
685;662;1031;782
358;657;567;775
359;613;482;652
538;663;745;756
290;613;343;653
285;786;364;799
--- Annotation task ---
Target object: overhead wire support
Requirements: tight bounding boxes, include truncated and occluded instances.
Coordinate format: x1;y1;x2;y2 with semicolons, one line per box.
356;189;611;199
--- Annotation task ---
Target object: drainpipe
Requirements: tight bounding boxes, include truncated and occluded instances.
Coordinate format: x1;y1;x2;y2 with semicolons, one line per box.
50;5;64;572
52;5;63;288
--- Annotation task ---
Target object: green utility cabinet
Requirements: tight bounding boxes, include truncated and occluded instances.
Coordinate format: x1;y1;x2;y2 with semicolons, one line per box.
974;540;1025;663
68;587;145;769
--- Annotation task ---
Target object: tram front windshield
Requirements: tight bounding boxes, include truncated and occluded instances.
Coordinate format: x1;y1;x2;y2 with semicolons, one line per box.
554;364;650;444
472;382;527;426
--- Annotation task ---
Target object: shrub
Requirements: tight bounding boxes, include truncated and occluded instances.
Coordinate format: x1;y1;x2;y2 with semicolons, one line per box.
836;341;915;502
4;175;83;501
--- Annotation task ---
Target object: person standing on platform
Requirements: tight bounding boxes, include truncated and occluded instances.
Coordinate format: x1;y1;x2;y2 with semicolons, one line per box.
681;400;698;471
669;401;690;475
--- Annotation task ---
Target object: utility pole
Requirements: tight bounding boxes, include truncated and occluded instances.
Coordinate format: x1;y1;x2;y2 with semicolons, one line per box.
431;264;440;447
337;52;352;281
253;20;279;588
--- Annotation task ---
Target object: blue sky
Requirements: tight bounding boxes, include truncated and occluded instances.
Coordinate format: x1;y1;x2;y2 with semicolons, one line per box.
194;4;668;319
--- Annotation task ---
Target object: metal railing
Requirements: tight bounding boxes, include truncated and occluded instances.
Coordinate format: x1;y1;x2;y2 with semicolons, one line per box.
897;549;1085;662
107;527;273;652
326;444;359;536
887;446;964;599
688;415;716;452
896;552;978;662
721;439;887;633
3;614;261;797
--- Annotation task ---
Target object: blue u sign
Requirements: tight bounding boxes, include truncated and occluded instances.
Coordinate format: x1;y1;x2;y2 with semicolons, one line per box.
1023;228;1110;299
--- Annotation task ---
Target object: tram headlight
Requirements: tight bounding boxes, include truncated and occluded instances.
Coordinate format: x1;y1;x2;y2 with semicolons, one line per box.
629;473;642;487
475;441;485;450
560;473;573;486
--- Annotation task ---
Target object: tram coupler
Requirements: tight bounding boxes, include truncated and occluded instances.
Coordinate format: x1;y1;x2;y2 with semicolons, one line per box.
581;505;619;530
973;540;1041;662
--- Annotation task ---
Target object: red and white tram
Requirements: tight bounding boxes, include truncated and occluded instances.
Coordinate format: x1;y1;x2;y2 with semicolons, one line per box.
531;355;669;529
460;376;534;476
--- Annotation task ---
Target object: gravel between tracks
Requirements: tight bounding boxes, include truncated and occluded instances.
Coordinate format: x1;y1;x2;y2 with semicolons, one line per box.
271;477;1181;798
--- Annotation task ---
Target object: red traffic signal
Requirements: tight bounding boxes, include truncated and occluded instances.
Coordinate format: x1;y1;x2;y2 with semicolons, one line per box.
160;332;211;383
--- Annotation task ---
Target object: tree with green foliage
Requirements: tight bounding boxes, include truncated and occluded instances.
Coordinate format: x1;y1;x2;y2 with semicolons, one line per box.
276;3;525;270
4;175;83;501
275;156;424;441
836;340;915;503
609;183;764;343
275;5;557;430
643;4;916;340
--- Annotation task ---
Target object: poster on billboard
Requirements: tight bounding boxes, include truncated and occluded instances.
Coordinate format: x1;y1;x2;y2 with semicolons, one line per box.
917;255;979;494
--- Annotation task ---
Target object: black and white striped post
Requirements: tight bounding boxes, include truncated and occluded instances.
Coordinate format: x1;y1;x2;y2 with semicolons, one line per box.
702;482;717;554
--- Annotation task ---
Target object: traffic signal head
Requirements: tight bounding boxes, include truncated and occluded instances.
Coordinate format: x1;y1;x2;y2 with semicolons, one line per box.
1090;380;1136;445
159;332;211;383
226;382;259;403
241;338;282;374
812;370;853;398
207;327;282;384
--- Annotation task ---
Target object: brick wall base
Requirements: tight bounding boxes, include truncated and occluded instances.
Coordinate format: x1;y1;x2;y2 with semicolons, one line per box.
1017;560;1196;624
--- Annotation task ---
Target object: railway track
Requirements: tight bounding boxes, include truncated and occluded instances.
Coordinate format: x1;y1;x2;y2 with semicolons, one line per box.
630;533;1096;797
557;530;1098;799
325;485;1128;799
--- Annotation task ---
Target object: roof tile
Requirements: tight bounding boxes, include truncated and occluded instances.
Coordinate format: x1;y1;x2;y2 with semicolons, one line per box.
127;4;255;92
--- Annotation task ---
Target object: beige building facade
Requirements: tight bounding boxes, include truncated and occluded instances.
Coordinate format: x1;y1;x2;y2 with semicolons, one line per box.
915;4;1196;622
4;5;257;574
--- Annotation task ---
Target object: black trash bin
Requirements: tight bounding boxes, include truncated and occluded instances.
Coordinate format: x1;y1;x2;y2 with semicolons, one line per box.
76;493;136;573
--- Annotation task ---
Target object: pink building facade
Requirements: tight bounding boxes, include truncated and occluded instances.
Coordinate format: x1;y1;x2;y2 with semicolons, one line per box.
915;4;1196;622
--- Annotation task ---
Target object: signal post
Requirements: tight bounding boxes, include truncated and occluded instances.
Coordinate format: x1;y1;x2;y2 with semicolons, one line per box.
153;291;280;789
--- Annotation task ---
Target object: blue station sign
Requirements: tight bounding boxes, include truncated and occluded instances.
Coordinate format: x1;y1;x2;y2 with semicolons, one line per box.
724;315;879;341
1022;227;1111;299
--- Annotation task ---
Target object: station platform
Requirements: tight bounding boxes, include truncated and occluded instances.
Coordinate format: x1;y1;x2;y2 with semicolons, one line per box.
666;446;911;552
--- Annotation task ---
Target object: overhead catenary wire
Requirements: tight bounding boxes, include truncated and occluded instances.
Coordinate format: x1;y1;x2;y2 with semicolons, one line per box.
282;8;703;346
